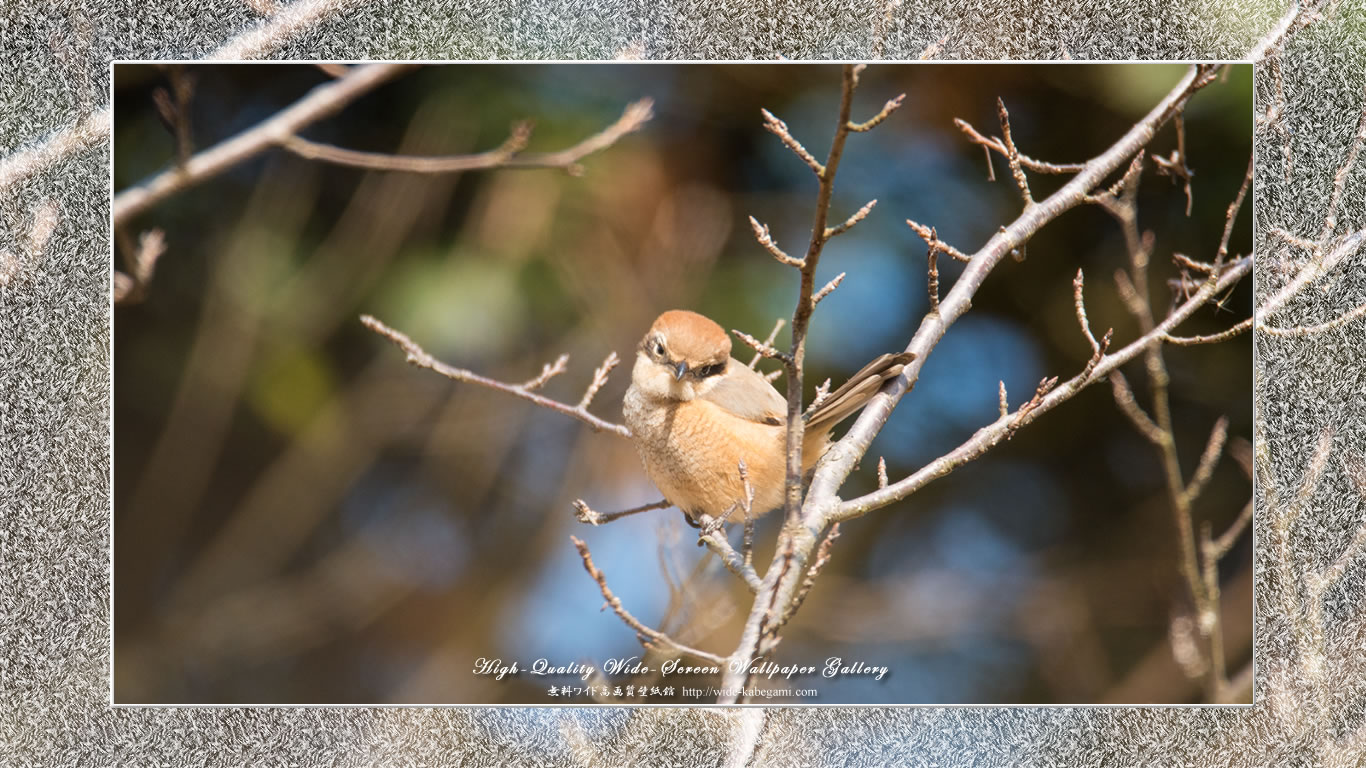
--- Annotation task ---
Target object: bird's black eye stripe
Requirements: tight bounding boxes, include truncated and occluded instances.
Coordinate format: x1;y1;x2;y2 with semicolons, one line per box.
697;362;724;378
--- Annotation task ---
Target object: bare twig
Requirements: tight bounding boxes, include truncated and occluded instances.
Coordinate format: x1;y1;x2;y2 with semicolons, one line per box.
573;498;671;526
733;329;792;365
1172;252;1217;274
700;460;755;536
360;314;630;438
825;199;877;239
925;232;942;313
314;62;350;78
760;108;825;176
1215;154;1254;265
153;65;196;168
906;219;972;263
1109;371;1164;444
837;256;1249;520
697;528;762;593
812;273;845;305
997;98;1034;205
578;352;620;409
778;523;841;628
803;378;832;419
113;228;166;305
1163;317;1253;345
748;216;804;268
1073;269;1102;356
1209;501;1254;561
113;64;415;228
278;99;654;176
1151;111;1194;216
848;95;905;133
953;117;1086;174
571;536;726;665
747;319;786;370
1184;416;1229;504
715;66;1223;704
521;354;569;390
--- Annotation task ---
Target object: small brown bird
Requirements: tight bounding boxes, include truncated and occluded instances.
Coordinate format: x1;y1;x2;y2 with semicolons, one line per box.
623;309;914;523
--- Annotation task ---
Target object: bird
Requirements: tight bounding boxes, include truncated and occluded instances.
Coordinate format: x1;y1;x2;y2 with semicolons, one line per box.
623;309;914;524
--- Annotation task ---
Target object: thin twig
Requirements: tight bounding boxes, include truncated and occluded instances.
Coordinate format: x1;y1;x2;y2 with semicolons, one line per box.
1163;317;1253;345
778;523;842;630
1109;371;1164;444
825;199;877;239
906;219;972;263
926;238;941;313
733;329;792;365
113;64;416;228
953;117;1086;174
114;228;167;305
1073;269;1102;356
997;98;1034;205
747;319;786;370
760;108;825;176
521;354;569;390
1151;111;1194;216
1183;416;1229;504
748;216;804;268
571;536;726;665
837;256;1250;519
1215;154;1254;265
1209;501;1254;561
803;379;832;419
848;95;905;132
279;99;654;176
578;352;620;409
360;314;630;437
573;498;671;526
698;529;762;593
812;273;845;305
721;65;1224;703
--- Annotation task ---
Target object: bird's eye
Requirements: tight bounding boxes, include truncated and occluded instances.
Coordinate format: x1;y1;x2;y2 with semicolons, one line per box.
697;363;724;378
653;341;665;356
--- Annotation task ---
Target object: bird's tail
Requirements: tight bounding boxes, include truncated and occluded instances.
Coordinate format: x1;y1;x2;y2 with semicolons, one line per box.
803;351;915;436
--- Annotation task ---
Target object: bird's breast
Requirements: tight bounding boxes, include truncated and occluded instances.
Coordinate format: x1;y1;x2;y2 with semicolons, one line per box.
624;385;791;519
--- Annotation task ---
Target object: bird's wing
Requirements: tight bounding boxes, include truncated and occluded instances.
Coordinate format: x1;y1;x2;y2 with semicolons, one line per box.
805;351;915;432
702;357;786;425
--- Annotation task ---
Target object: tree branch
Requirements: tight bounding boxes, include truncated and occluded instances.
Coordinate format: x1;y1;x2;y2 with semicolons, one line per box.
571;536;726;666
278;99;654;176
113;63;416;228
360;314;630;438
717;65;1223;703
837;257;1249;519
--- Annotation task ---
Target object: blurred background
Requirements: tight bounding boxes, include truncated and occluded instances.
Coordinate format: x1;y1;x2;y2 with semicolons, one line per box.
113;63;1251;704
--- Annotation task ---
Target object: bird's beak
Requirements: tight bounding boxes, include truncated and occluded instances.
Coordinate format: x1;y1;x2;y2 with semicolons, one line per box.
673;362;688;381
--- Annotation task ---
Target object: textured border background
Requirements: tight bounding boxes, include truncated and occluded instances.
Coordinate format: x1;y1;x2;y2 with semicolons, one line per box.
2;0;1364;765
